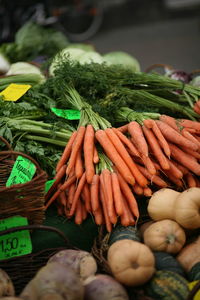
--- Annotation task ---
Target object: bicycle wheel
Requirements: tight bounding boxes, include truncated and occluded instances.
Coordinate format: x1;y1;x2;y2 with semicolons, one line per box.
48;0;104;42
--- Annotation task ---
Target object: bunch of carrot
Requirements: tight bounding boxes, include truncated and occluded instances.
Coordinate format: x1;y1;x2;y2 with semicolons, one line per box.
44;113;200;231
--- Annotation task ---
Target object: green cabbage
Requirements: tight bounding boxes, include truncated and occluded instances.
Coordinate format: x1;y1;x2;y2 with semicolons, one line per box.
103;51;141;72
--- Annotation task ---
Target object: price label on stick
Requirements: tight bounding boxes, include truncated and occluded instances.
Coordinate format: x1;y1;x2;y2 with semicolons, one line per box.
51;108;81;120
0;216;32;260
6;155;36;187
0;83;31;101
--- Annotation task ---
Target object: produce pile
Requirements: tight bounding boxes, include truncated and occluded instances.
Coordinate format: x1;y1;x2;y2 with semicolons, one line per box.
0;22;200;299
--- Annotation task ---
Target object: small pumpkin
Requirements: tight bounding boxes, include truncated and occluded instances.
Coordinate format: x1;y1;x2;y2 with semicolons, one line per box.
144;270;190;300
107;239;155;286
153;251;185;276
188;262;200;281
176;235;200;272
143;219;186;254
147;188;180;221
174;187;200;229
108;224;141;246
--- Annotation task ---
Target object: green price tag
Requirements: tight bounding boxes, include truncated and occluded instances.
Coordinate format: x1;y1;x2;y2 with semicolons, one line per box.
6;155;36;187
45;179;55;193
51;108;81;120
0;216;32;260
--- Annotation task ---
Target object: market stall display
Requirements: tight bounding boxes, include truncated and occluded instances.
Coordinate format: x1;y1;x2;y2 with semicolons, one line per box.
0;21;200;299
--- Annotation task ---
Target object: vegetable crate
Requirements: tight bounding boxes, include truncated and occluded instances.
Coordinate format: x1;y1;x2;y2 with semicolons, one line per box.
0;136;47;225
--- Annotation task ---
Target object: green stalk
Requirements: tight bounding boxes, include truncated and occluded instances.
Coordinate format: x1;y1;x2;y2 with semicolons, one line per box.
0;73;44;90
24;134;67;147
115;107;160;124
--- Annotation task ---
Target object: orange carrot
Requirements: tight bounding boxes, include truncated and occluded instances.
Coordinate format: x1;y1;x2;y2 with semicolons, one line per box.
137;164;168;188
121;194;135;226
172;160;189;175
185;172;197;188
93;144;99;164
102;169;117;224
169;143;200;175
68;172;86;216
130;138;141;157
90;174;100;213
179;147;200;160
82;182;92;213
182;129;200;149
75;148;84;179
111;172;124;216
163;169;184;188
156;120;198;151
117;172;139;219
45;164;67;201
93;206;104;225
143;119;171;157
82;201;88;221
142;125;170;170
113;127;140;157
66;126;86;176
56;131;77;172
141;154;157;175
74;199;83;225
159;115;179;131
99;174;112;232
132;183;144;195
128;121;149;157
65;182;76;217
143;186;152;197
84;124;95;184
165;158;183;179
95;129;135;185
178;119;200;131
106;127;149;187
117;124;128;133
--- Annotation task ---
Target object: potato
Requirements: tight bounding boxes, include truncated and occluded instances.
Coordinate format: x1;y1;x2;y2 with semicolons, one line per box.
83;274;129;300
48;249;97;281
20;262;84;300
0;269;15;297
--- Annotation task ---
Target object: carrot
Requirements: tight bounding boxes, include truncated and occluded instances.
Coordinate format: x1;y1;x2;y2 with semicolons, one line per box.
93;206;104;225
180;147;200;160
99;174;112;232
93;144;99;164
159;115;179;131
142;125;170;170
137;164;168;188
128;121;149;157
155;120;198;151
106;127;149;187
193;102;200;115
117;171;139;219
165;158;183;179
45;174;76;209
95;129;135;185
163;169;184;188
143;186;152;197
45;164;67;201
75;148;84;179
132;183;144;195
83;124;95;184
102;169;117;224
90;174;100;213
185;172;197;188
181;129;200;149
58;188;67;207
82;182;92;213
66;126;86;176
82;201;88;221
68;172;86;216
111;172;124;216
121;195;135;226
141;154;157;175
172;160;189;175
169;143;200;175
74;199;83;225
130;138;141;157
113;127;140;157
178;119;200;131
117;124;128;133
56;131;77;172
65;182;76;217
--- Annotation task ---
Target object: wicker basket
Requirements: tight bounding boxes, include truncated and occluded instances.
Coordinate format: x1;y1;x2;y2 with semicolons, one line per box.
0;224;76;295
0;136;47;225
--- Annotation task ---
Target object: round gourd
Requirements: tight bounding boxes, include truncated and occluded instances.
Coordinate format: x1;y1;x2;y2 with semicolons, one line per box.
188;262;200;281
143;219;186;254
108;224;141;246
147;188;180;221
174;187;200;229
153;251;185;276
176;236;200;272
144;270;190;300
107;239;155;286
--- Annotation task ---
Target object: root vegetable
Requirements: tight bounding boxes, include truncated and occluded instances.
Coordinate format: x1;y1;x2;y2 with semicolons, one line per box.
83;274;129;300
48;249;97;281
0;269;15;297
20;262;84;300
107;239;155;286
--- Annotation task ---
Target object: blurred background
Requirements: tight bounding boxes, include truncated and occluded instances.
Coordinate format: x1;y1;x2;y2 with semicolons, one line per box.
0;0;200;72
